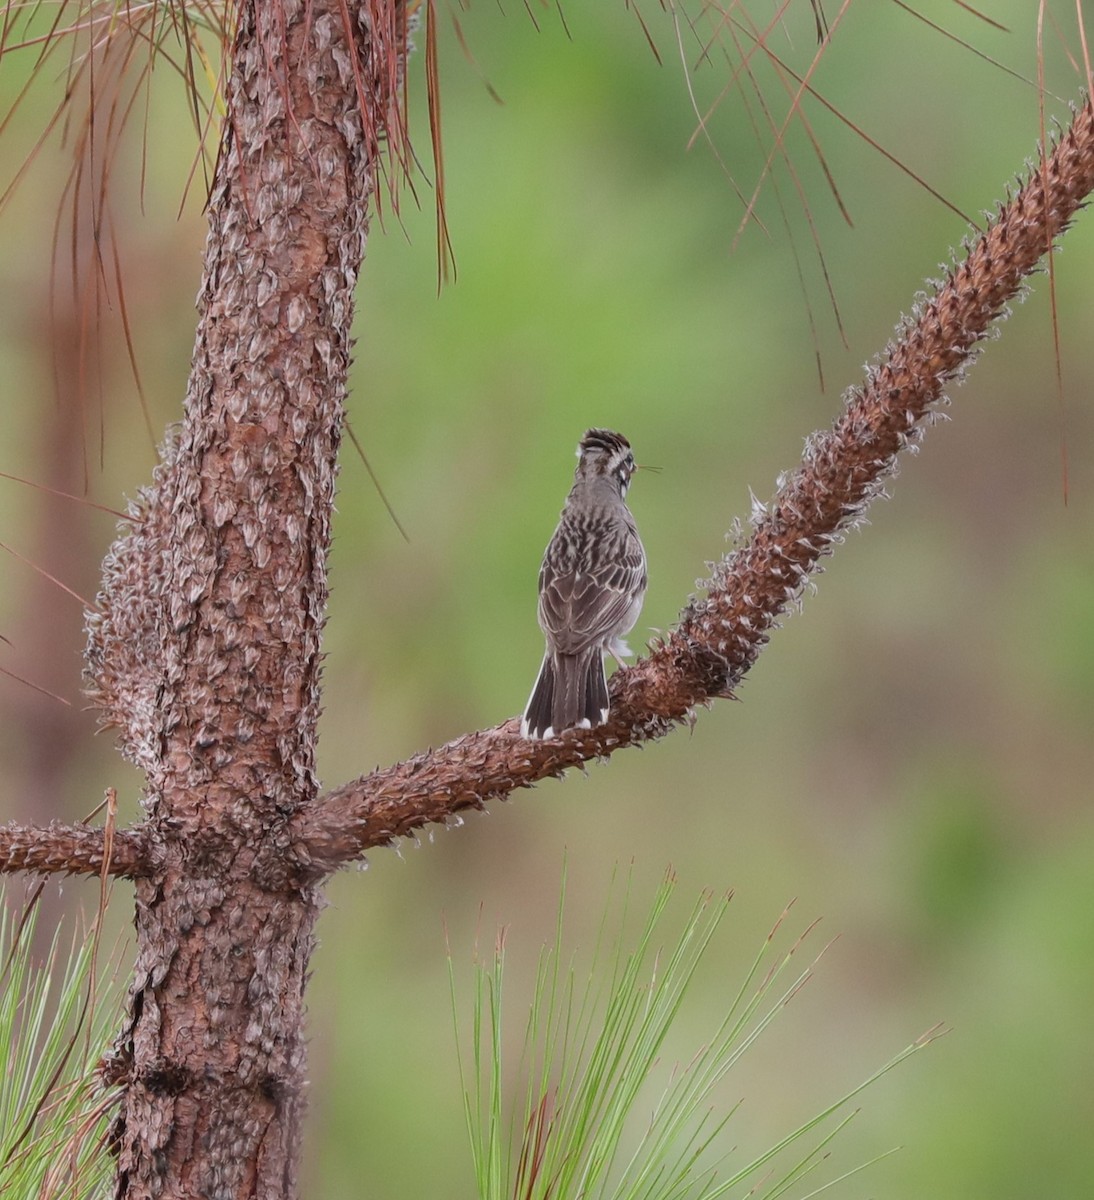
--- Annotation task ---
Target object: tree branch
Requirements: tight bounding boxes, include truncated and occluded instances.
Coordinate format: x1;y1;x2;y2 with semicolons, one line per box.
294;95;1094;875
0;820;152;878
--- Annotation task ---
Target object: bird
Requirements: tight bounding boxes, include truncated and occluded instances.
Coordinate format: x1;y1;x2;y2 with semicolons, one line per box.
521;428;647;740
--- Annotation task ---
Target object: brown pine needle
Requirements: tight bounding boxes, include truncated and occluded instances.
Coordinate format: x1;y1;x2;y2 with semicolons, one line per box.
426;0;455;289
950;1;1009;33
1037;1;1069;505
447;4;505;105
747;33;976;229
0;539;91;607
0;665;73;707
1079;1;1094;98
0;471;128;518
344;422;411;543
893;1;1049;96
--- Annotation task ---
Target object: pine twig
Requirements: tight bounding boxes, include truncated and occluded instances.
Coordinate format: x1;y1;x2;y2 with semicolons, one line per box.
0;820;153;879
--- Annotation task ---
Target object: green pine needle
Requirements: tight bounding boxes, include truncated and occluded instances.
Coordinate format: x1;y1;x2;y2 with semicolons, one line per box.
449;868;943;1200
0;890;122;1200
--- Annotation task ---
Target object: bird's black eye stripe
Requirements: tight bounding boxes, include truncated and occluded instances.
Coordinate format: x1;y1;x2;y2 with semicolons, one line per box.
615;453;635;485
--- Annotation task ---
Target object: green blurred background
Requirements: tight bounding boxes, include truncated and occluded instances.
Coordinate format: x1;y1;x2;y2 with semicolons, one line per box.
2;2;1093;1195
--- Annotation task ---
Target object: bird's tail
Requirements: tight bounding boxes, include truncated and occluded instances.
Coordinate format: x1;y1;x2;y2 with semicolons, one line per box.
521;648;608;739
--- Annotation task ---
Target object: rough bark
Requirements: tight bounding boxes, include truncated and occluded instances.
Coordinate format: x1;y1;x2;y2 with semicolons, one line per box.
0;820;149;878
80;3;400;1196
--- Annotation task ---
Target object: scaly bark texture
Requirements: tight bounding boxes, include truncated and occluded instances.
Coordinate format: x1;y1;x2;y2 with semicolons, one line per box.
0;820;150;877
291;95;1094;871
79;3;408;1195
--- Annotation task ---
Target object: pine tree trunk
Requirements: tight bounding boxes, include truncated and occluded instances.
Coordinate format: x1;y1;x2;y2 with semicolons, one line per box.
87;3;385;1194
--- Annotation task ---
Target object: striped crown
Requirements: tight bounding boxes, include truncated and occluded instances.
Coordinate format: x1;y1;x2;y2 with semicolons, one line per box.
576;428;636;495
578;428;631;459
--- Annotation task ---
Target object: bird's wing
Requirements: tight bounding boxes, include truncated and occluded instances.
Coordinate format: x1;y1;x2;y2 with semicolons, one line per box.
538;530;646;656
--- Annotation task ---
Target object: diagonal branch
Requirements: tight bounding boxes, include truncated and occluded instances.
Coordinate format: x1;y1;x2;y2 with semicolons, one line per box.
293;94;1094;877
0;820;153;878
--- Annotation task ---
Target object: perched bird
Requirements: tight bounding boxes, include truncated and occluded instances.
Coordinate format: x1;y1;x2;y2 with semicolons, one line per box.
521;429;647;739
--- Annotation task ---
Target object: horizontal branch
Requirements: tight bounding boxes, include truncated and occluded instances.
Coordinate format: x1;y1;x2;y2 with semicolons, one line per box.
0;820;153;879
293;94;1094;876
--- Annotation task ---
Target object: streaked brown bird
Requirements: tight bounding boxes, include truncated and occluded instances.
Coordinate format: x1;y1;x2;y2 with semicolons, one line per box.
522;429;647;740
